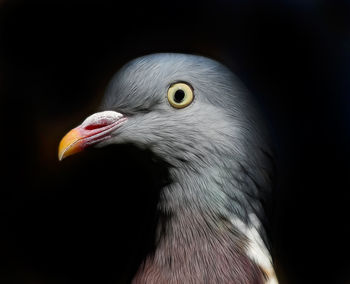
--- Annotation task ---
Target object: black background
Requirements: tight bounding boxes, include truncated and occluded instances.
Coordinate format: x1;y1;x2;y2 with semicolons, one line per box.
1;0;350;283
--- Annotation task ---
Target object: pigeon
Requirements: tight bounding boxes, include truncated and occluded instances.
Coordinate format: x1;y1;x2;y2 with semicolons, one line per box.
58;53;278;284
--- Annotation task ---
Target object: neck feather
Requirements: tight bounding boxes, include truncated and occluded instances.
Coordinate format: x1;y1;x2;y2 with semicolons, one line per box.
132;179;267;283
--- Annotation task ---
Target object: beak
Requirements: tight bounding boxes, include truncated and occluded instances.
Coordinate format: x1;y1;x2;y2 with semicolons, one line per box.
58;111;127;161
58;128;85;161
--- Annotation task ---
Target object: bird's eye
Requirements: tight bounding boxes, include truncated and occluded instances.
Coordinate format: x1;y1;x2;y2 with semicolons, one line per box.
167;82;194;109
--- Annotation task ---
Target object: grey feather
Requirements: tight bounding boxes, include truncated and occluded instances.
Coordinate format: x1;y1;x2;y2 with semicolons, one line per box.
95;53;276;282
99;53;274;244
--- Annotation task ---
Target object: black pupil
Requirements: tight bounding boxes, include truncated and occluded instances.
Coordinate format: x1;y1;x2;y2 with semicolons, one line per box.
174;89;185;103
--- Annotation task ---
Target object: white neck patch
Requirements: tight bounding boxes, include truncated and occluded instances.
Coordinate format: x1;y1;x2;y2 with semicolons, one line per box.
231;213;278;284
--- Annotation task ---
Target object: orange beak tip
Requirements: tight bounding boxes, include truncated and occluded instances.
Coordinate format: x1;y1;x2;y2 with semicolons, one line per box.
58;128;84;161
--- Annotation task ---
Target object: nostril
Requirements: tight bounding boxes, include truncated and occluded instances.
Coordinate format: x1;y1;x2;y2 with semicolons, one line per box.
81;111;125;131
84;120;111;130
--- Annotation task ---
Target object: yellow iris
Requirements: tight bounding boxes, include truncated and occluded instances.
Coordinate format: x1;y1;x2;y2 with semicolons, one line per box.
167;82;194;109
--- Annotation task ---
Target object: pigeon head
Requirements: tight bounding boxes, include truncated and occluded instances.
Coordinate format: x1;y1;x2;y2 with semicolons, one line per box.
58;53;276;283
59;53;271;220
100;54;265;165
